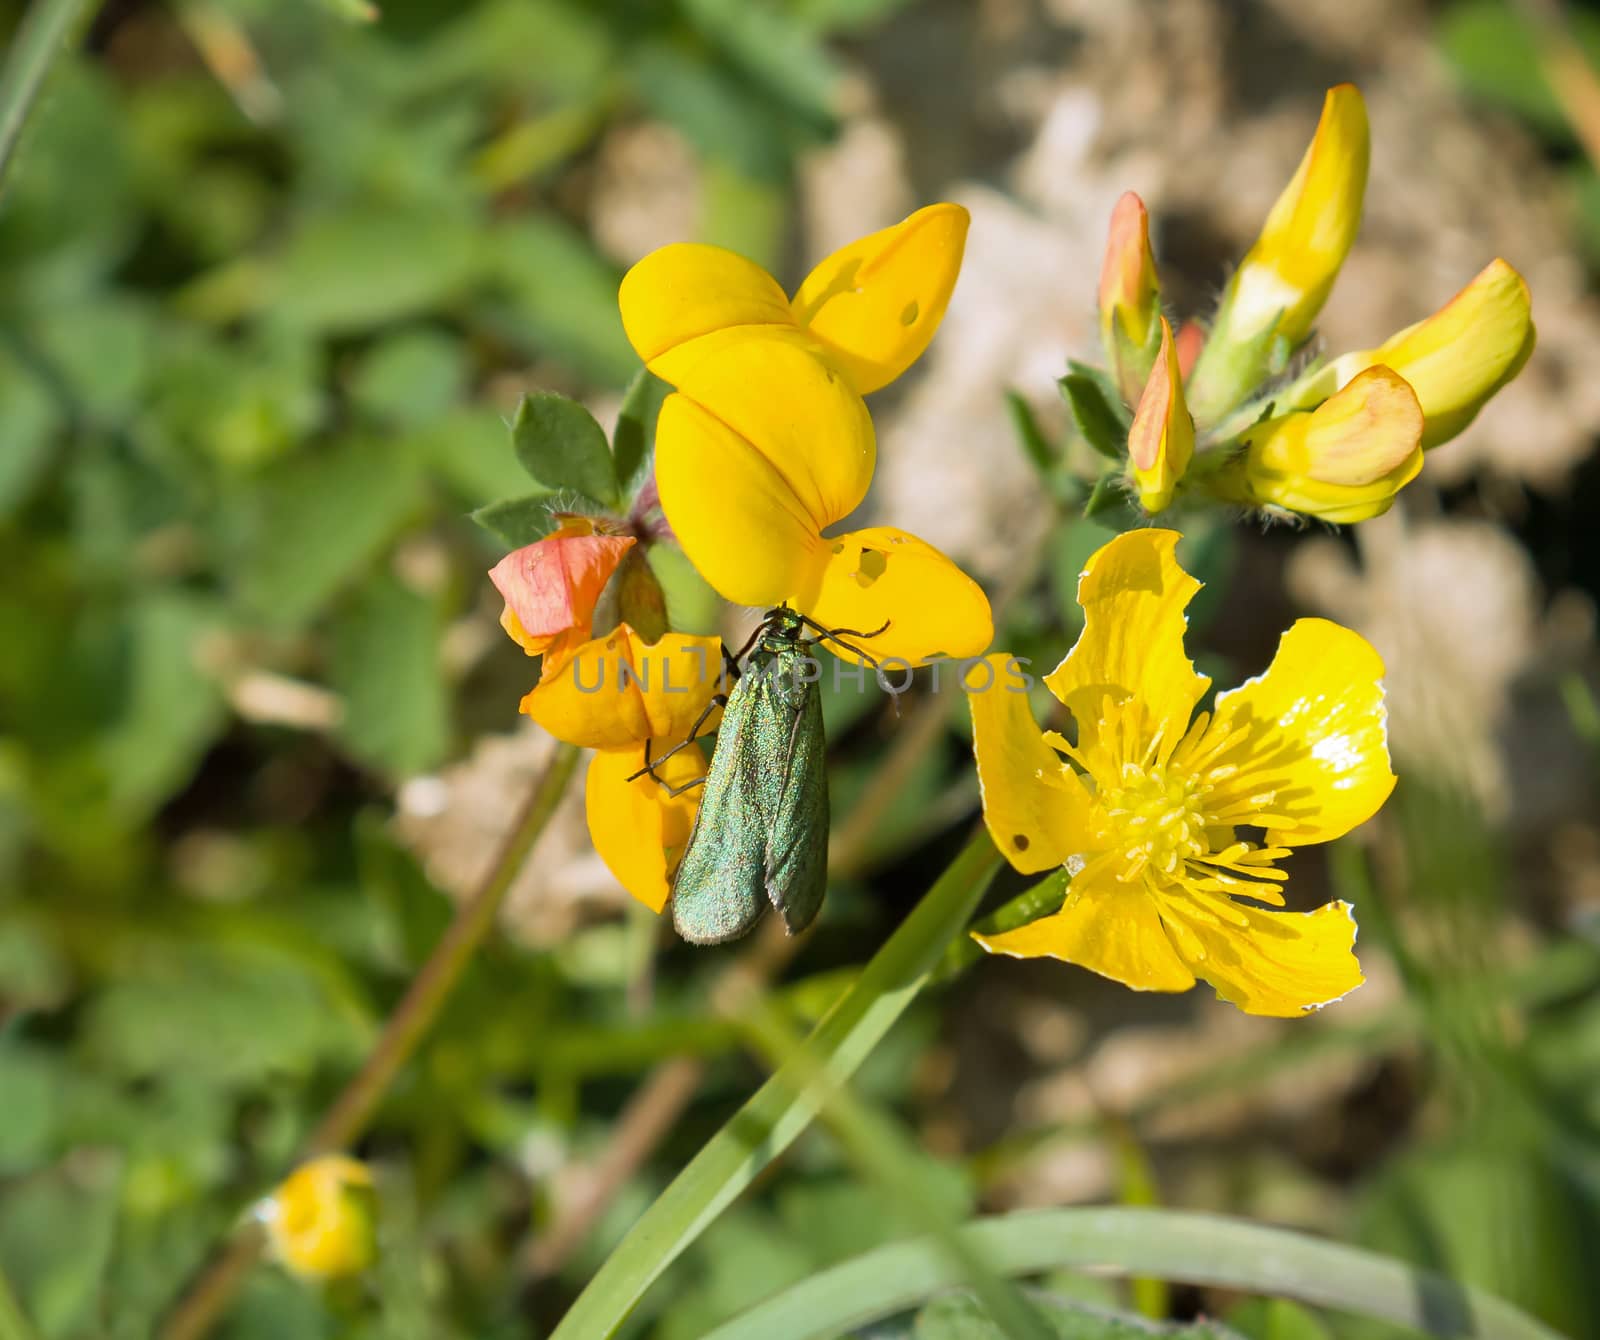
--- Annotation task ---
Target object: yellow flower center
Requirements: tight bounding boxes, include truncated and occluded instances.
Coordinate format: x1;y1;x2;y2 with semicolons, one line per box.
1099;762;1213;882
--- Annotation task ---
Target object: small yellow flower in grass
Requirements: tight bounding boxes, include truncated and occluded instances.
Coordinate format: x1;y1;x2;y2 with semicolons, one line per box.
640;329;993;666
1126;317;1193;514
967;530;1394;1016
260;1156;376;1279
1214;366;1424;524
621;203;968;395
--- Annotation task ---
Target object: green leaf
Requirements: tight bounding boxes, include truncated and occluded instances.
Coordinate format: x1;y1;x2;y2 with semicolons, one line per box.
489;217;635;382
513;391;618;504
914;1290;1246;1338
1226;1299;1335;1340
1082;472;1126;520
680;0;841;125
0;1162;118;1339
613;366;671;498
101;592;228;817
548;830;1001;1340
1436;2;1600;139
1006;390;1058;478
329;574;450;776
1059;367;1129;462
350;326;468;428
469;493;563;549
232;435;425;629
700;1207;1563;1340
269;203;484;334
632;42;793;183
0;1043;58;1176
0;351;62;519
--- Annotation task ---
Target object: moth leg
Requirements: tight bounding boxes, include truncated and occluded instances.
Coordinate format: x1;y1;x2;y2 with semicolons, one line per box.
658;774;709;799
625;693;728;783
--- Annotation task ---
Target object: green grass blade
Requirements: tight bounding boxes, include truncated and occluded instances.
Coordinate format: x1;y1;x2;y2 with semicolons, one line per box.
0;0;95;195
547;828;1002;1340
701;1207;1568;1340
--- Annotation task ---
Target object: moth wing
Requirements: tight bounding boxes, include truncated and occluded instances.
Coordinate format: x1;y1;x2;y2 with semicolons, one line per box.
764;682;829;936
670;679;768;945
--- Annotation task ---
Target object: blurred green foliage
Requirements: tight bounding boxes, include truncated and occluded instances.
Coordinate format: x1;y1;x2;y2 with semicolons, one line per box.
1;0;1599;1336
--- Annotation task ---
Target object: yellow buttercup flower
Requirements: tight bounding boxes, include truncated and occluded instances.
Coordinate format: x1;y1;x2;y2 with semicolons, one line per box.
966;530;1394;1017
1126;317;1193;514
1287;258;1535;450
260;1156;377;1279
1213;366;1424;524
620;203;968;396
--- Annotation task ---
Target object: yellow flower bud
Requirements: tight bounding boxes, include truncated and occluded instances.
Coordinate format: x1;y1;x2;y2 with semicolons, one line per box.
1215;366;1423;523
1126;318;1194;514
261;1156;377;1280
1301;259;1535;449
1097;192;1162;404
1228;84;1369;349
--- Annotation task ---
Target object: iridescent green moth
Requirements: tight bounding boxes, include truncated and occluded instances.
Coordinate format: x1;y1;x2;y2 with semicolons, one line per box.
634;607;884;945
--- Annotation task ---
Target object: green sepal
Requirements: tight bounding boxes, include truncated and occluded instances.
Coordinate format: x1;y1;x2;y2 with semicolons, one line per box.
1059;364;1130;462
513;391;619;506
1082;470;1127;520
613;367;671;500
470;491;606;549
1004;390;1057;478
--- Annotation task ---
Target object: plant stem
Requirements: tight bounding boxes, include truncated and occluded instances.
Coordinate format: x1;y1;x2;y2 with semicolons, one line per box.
0;0;95;196
160;740;582;1340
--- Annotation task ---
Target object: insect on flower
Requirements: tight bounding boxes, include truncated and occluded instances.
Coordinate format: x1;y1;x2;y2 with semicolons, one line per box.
634;607;888;945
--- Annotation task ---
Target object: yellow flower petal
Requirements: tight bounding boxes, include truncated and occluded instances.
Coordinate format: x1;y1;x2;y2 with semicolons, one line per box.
1220;366;1423;523
586;743;706;913
262;1156;377;1279
522;626;724;751
975;876;1197;993
1161;895;1363;1016
1200;617;1396;845
654;390;829;609
618;241;793;369
1318;259;1535;449
1229;83;1369;348
964;652;1098;873
1043;530;1209;760
791;202;969;394
1126;317;1194;513
665;329;875;533
804;526;994;666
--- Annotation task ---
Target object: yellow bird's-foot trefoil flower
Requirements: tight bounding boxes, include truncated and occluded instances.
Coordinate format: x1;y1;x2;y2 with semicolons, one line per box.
259;1156;377;1279
619;212;993;666
491;520;724;911
1082;85;1532;525
966;530;1395;1017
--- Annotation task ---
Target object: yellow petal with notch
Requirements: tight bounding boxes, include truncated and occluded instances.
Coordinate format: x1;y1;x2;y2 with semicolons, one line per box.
804;526;994;667
1043;530;1210;761
1161;895;1363;1016
791;203;969;394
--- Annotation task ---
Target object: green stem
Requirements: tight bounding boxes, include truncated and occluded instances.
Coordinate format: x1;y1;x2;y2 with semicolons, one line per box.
548;826;1002;1340
0;0;95;196
702;1207;1565;1340
160;741;582;1340
0;1263;40;1340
